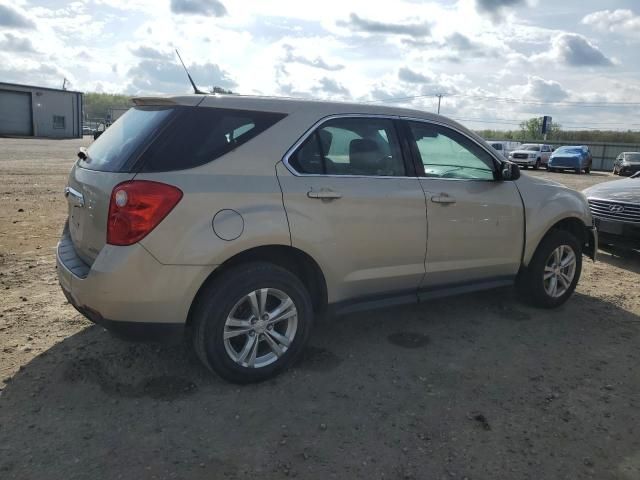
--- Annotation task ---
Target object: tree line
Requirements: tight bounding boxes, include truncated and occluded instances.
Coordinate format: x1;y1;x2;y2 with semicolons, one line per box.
476;118;640;144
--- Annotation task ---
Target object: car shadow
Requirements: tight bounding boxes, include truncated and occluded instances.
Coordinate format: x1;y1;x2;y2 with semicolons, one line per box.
1;291;639;479
598;245;640;274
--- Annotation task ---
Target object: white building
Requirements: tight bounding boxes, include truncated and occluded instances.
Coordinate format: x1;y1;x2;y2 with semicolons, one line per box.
0;82;83;138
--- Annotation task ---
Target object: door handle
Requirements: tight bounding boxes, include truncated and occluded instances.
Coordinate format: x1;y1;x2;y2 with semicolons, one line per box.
431;193;456;204
307;189;342;200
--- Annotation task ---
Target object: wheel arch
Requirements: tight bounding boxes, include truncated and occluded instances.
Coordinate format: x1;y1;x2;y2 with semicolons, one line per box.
523;216;590;267
186;245;328;327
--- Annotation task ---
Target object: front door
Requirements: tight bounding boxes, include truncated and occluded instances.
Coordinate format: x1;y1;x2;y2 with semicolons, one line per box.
404;120;524;288
277;116;427;303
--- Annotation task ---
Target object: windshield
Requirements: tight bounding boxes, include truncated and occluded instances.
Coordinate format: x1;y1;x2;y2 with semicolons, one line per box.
81;107;174;172
556;147;583;154
625;153;640;162
521;144;540;151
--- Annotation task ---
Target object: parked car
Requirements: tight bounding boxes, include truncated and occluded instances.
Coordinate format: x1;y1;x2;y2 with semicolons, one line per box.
583;172;640;248
57;96;597;383
612;152;640;176
488;141;521;160
82;126;93;136
93;123;106;140
508;143;552;169
547;146;592;174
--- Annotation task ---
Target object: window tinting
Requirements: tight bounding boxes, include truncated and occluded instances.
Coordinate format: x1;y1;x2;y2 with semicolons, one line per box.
408;122;496;181
140;107;286;172
289;117;406;177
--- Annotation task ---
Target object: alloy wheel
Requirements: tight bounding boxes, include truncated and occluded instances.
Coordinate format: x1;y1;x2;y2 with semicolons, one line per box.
223;288;298;368
543;245;577;298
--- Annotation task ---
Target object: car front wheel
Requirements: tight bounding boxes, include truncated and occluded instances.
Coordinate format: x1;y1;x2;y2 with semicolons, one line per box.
516;229;582;308
192;262;313;383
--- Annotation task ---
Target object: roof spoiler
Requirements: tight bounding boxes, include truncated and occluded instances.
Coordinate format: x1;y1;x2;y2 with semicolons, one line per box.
131;97;179;106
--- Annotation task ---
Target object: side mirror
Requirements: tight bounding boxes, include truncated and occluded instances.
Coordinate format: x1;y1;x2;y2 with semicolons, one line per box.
501;161;520;181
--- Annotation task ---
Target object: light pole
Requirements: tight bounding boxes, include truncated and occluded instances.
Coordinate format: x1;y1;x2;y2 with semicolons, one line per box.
436;94;443;114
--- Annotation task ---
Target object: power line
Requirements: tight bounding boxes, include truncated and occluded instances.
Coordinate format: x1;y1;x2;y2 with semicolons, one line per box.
446;116;640;130
368;92;640;108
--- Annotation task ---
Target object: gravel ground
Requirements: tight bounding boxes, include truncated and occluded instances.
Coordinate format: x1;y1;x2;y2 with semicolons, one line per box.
0;137;639;480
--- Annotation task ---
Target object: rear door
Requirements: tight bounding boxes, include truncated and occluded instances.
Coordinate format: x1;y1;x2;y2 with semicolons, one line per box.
277;116;427;303
403;120;524;289
541;145;551;164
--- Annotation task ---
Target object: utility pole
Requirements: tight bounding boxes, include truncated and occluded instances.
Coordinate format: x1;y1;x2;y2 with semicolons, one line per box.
436;94;443;114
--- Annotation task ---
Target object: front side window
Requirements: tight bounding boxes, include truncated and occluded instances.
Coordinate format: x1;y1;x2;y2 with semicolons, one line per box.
53;115;65;129
407;121;496;181
289;117;406;177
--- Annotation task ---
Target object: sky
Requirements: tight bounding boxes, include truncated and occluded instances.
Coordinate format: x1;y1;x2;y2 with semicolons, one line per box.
1;0;639;130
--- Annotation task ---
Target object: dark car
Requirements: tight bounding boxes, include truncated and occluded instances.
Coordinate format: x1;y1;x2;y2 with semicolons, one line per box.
613;151;640;176
583;172;640;248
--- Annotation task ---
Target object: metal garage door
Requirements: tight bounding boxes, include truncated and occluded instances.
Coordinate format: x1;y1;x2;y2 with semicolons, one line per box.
0;90;33;136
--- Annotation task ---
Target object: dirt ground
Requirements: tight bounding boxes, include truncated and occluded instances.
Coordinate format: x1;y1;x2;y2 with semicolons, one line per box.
1;137;639;480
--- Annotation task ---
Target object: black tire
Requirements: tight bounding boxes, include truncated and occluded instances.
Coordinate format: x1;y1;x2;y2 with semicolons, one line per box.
575;168;582;174
516;229;582;308
192;262;314;383
534;159;541;170
585;167;590;174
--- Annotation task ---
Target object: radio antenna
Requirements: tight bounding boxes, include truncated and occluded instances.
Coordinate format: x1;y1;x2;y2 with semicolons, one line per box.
175;49;206;94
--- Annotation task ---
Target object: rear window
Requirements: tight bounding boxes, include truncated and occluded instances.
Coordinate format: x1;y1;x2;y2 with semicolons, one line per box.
80;106;286;173
138;107;286;172
81;107;173;172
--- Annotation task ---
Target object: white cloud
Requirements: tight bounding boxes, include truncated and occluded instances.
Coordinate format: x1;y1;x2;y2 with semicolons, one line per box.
582;9;640;37
534;33;613;67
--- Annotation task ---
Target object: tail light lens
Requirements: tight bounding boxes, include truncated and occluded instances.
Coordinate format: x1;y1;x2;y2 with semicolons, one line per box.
107;180;183;246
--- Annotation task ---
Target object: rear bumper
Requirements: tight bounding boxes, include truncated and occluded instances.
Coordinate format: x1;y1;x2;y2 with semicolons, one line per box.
56;224;214;339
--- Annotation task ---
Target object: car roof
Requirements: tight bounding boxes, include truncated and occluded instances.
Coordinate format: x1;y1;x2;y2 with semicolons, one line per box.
130;93;498;152
132;93;452;123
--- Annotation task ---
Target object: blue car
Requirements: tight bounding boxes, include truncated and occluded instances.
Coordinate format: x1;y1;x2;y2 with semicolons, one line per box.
547;146;592;174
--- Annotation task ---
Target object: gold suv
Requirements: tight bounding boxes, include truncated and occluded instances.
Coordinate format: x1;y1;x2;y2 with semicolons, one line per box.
57;95;597;383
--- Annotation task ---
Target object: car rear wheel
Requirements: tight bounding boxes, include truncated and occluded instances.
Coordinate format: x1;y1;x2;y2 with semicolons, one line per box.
534;159;541;170
516;229;582;308
585;167;590;174
192;262;313;383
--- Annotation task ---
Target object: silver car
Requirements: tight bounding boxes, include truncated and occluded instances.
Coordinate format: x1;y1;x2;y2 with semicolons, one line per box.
57;95;597;383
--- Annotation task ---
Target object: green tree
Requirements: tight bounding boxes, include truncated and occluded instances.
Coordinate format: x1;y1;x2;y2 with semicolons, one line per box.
84;93;132;120
518;117;562;140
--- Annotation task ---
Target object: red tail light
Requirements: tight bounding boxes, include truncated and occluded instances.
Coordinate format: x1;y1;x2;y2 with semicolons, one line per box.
107;181;183;246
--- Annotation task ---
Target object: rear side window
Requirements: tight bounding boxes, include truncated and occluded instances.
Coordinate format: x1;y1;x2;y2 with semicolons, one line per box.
289;117;406;177
139;107;286;172
81;107;173;172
